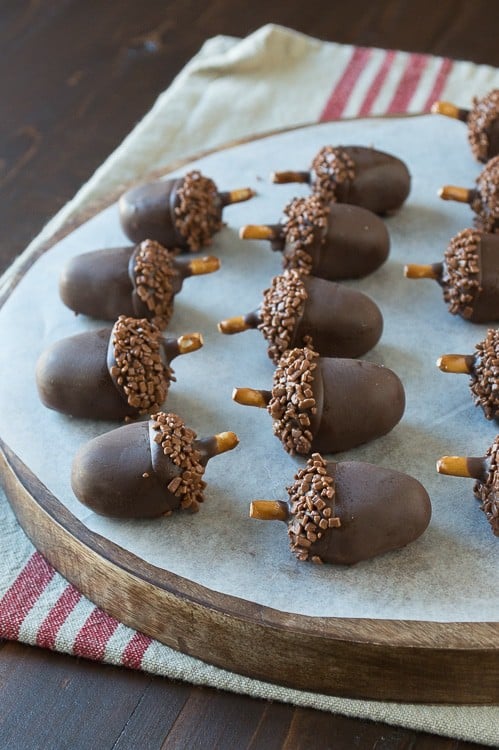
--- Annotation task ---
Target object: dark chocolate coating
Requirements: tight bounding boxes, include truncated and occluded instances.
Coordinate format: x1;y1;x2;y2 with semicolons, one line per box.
36;328;138;420
119;178;185;247
71;420;178;518
59;246;182;321
471;234;499;322
472;119;499;163
290;276;383;358
487;122;499;161
313;146;411;215
305;460;431;564
280;203;390;280
309;358;405;453
119;177;224;248
71;421;217;518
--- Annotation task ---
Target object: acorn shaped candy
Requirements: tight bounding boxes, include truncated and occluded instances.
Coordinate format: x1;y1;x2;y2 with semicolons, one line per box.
60;239;219;328
239;194;390;281
119;169;255;251
270;145;410;215
218;269;383;363
437;328;499;420
404;228;499;322
71;411;239;518
439;155;499;233
232;346;405;456
437;437;499;536
36;315;203;420
250;453;431;564
431;89;499;163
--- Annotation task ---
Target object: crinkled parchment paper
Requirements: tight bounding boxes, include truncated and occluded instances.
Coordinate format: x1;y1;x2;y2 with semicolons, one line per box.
1;116;497;621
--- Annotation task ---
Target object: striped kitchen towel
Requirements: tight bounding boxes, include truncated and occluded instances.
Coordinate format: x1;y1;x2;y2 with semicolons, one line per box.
1;24;499;747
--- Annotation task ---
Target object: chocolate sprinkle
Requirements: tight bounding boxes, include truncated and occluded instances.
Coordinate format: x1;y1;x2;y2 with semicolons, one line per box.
310;146;356;203
258;269;308;363
471;155;499;233
287;453;340;563
174;170;223;251
268;346;319;455
110;315;173;415
468;89;499;163
150;412;207;512
442;228;482;318
471;328;499;419
133;240;177;329
473;436;499;536
281;195;329;274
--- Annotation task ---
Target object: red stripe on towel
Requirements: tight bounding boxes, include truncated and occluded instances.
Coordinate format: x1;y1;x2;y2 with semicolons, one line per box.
0;552;55;639
122;631;153;669
424;57;454;110
36;585;82;649
386;53;429;113
73;607;119;661
358;49;397;116
320;47;373;121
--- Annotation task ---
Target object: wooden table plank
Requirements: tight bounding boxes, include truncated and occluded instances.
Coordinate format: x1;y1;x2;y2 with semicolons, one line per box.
0;641;489;749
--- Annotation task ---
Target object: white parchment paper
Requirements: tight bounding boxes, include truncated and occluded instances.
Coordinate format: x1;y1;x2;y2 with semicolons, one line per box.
1;115;498;622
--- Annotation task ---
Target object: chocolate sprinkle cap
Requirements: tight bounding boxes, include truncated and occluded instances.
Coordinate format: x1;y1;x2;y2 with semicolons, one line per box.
174;170;224;251
473;436;499;535
310;146;356;203
287;453;340;563
281;195;329;274
468;89;499;163
472;155;499;232
258;269;308;363
268;346;319;455
441;228;482;318
108;315;174;415
131;239;177;328
150;411;207;512
471;328;499;418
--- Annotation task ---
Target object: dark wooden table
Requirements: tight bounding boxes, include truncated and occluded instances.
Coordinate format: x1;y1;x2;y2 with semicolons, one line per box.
1;2;496;747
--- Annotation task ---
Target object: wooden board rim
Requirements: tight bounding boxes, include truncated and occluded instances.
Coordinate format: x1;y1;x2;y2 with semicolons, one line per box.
1;118;498;704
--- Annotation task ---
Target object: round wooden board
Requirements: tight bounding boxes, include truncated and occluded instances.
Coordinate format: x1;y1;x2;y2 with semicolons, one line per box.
1;125;498;704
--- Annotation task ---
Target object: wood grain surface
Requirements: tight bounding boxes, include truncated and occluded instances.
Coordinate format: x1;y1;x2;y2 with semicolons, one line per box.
2;436;497;704
1;1;498;748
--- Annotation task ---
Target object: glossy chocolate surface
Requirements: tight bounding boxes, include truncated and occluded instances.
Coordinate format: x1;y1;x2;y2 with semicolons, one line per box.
471;234;499;321
36;328;137;420
307;460;431;564
71;421;217;518
119;178;188;248
281;203;390;280
59;245;182;322
309;358;405;453
291;276;383;358
71;420;179;518
313;146;411;214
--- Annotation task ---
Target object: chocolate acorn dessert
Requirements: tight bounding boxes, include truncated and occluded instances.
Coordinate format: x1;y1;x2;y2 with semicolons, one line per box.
431;89;499;163
437;328;499;420
270;145;411;215
71;411;239;518
439;155;499;233
218;269;383;363
232;346;405;455
437;437;499;536
239;195;390;281
404;228;499;322
36;316;202;420
119;169;255;251
250;453;431;564
60;239;219;328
